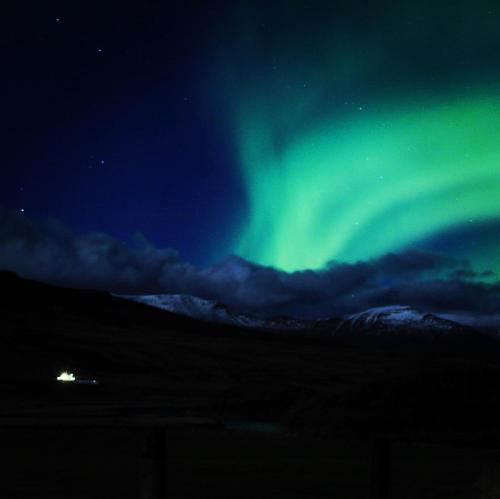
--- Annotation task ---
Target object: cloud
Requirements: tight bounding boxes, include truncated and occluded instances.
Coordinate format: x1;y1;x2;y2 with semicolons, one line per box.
2;208;500;318
0;208;189;294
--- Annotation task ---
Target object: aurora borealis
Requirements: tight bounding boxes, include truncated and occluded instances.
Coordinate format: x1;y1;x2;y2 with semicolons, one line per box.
207;1;500;274
234;92;500;272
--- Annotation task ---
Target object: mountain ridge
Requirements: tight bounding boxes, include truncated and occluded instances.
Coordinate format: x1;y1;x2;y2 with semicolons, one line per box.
121;292;495;349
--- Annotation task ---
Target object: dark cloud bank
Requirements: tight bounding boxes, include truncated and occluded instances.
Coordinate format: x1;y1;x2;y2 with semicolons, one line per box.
1;208;500;319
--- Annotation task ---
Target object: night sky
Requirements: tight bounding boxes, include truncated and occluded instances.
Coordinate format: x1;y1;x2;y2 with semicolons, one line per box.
3;1;500;318
1;2;242;264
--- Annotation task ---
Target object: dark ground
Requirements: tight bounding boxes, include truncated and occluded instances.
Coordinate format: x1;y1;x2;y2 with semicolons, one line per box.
2;271;500;498
2;427;500;498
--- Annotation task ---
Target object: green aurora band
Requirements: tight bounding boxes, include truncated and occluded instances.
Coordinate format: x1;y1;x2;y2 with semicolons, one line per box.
233;93;500;272
208;2;500;274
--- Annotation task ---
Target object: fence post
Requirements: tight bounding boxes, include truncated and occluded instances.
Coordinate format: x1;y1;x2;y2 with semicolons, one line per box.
141;427;167;499
369;438;391;499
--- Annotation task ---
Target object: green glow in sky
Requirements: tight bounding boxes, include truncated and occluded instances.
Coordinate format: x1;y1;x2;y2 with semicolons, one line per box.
234;93;500;272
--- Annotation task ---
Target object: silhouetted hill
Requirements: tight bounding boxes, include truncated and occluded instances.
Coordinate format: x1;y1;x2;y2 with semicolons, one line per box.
2;270;500;441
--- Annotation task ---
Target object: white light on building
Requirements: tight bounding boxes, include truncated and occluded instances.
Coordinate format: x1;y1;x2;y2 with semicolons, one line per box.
56;371;76;382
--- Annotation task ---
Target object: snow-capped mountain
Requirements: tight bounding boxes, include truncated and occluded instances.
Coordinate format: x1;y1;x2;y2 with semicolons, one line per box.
331;305;477;347
344;305;458;331
121;293;311;331
123;294;266;328
120;295;493;349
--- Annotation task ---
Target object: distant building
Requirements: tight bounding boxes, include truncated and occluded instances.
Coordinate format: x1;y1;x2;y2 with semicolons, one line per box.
56;371;99;385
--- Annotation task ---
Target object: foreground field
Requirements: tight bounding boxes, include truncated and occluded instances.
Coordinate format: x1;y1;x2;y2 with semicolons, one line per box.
2;427;500;498
3;271;500;497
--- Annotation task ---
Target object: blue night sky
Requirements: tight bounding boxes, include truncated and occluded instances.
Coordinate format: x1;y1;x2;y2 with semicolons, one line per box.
1;2;245;265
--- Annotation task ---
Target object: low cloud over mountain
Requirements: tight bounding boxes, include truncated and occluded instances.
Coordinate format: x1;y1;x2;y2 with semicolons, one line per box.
2;207;500;319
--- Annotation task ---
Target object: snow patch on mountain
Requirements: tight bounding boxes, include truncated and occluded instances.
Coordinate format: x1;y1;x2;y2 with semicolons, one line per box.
328;304;481;348
123;295;278;329
346;305;455;330
124;294;267;328
121;293;314;331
